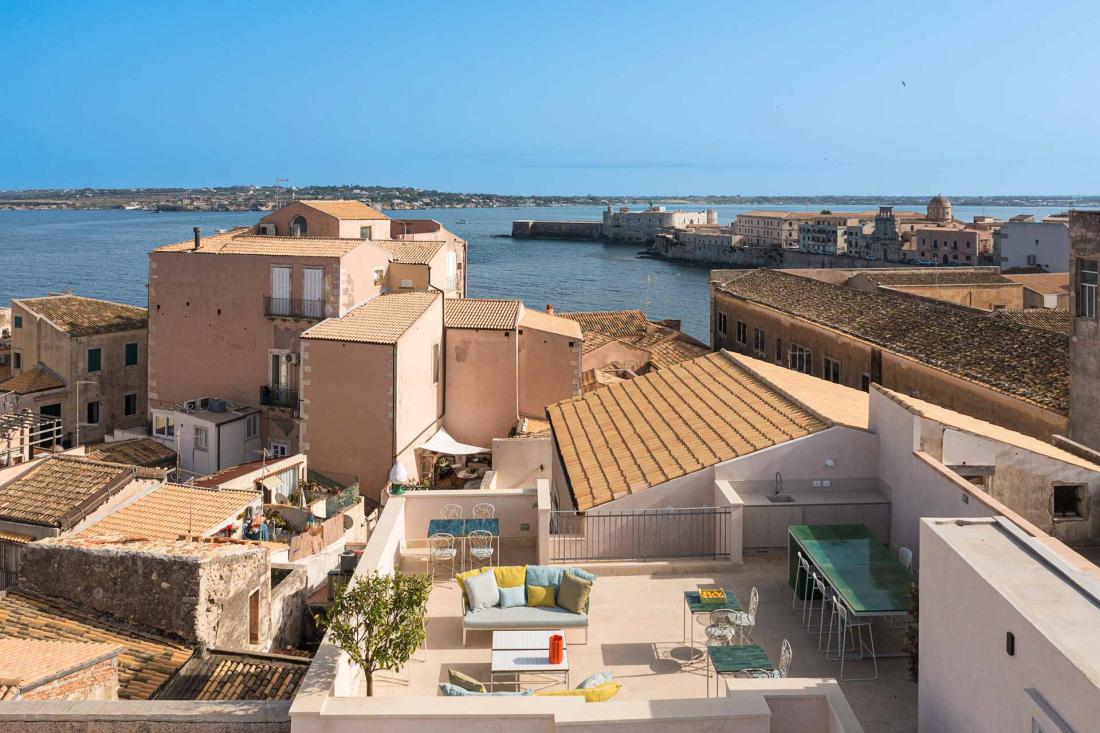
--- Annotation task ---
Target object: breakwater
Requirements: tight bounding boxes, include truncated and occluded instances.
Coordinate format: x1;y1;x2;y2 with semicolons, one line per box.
511;220;602;240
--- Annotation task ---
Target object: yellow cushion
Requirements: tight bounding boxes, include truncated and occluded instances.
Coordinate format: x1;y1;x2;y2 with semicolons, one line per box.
456;568;488;595
492;565;527;588
535;682;622;702
526;585;556;607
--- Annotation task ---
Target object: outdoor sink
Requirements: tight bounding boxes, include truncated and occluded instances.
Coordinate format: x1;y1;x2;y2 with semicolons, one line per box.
767;495;796;503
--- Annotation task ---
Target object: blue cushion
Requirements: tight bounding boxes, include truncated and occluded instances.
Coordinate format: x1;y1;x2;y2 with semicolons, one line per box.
525;565;597;589
439;683;533;697
499;584;526;609
576;671;613;689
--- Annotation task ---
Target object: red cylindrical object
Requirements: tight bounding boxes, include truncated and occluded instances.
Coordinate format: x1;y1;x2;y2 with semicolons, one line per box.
549;634;564;664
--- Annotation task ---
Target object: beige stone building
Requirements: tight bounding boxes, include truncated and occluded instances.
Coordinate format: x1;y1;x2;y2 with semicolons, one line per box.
0;295;148;447
147;201;467;459
601;205;715;243
734;211;817;248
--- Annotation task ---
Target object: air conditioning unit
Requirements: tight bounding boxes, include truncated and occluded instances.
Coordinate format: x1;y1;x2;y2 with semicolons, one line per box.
259;223;276;235
285;353;300;364
183;400;198;412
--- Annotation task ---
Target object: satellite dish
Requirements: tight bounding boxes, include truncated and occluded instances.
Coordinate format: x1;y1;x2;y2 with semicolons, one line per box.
275;493;288;504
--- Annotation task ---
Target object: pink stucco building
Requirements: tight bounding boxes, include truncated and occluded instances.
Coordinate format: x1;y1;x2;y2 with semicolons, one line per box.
147;201;466;459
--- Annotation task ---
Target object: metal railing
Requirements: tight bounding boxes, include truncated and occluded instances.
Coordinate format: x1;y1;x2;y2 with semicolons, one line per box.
549;506;731;562
260;385;299;409
264;296;325;320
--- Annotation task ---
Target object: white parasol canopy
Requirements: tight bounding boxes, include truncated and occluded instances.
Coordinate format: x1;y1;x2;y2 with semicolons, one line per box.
416;426;488;455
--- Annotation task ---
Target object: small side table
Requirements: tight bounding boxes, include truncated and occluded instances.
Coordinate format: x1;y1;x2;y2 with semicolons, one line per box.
707;644;773;697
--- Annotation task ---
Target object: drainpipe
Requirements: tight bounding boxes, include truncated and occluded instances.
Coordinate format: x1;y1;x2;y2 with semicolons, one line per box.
429;285;446;423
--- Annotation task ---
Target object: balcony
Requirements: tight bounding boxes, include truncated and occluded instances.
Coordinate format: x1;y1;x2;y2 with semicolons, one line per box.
264;296;325;320
260;385;299;409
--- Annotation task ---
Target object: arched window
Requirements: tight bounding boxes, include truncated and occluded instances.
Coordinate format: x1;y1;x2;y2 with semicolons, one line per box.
290;215;308;237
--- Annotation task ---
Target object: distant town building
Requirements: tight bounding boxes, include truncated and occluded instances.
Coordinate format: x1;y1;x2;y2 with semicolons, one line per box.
601;205;715;243
914;225;991;265
734;211;816;249
1004;272;1071;308
848;206;905;261
846;268;1026;310
150;397;262;477
797;213;870;255
995;219;1069;272
0;295;148;447
927;193;954;223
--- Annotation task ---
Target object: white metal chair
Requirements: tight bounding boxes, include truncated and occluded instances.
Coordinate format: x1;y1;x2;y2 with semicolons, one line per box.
441;504;463;520
834;599;878;681
704;608;738;646
428;532;457;583
810;574;838;650
467;529;495;569
472;503;495;519
736;639;793;679
898;546;913;571
792;551;811;612
803;572;829;632
730;586;759;644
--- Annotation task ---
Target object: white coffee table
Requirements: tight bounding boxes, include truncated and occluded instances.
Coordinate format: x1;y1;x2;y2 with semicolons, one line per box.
490;629;569;691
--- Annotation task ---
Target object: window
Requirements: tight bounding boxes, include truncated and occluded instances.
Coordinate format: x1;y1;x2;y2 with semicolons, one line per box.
860;373;871;392
1052;484;1086;519
303;267;324;318
432;343;440;384
775;337;782;364
788;343;812;374
87;348;101;373
248;588;260;644
735;320;748;347
124;342;138;367
1026;254;1037;266
123;393;137;416
12;352;20;370
445;251;458;291
154;414;175;437
270;266;291;316
86;400;100;425
359;225;373;239
12;316;20;329
245;413;259;440
716;311;728;336
753;328;766;357
823;357;841;383
373;267;385;287
194;426;208;451
290;215;308;237
1077;260;1097;318
268;440;288;458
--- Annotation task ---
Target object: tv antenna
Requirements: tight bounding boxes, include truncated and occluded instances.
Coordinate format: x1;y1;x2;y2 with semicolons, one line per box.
274;178;290;208
643;274;653;315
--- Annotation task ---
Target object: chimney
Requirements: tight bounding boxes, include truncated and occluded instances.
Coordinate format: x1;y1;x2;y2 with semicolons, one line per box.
545;304;554;315
192;227;201;251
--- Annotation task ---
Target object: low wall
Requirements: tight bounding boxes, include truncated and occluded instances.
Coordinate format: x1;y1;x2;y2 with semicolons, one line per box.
270;564;309;651
400;488;539;546
511;221;602;240
0;700;290;732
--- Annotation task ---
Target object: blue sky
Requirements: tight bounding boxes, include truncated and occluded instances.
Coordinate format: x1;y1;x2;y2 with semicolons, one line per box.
2;0;1098;195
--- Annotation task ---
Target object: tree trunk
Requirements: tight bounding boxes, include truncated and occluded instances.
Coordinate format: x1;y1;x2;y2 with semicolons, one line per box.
366;670;374;697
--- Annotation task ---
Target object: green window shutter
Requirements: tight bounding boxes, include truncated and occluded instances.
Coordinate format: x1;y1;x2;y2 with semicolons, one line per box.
125;342;138;366
87;348;102;373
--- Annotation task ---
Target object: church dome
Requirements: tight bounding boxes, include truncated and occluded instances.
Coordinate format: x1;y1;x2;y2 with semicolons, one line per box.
927;194;953;222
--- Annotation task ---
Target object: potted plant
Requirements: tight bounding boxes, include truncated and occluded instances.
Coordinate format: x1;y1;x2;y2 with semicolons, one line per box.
316;571;431;696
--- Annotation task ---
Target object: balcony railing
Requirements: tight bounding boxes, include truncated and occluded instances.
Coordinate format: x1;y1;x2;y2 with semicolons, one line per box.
549;506;731;562
264;297;325;320
260;385;299;409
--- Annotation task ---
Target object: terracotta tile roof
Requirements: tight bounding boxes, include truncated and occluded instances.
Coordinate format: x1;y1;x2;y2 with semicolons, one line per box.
296;199;389;220
0;530;33;545
84;438;176;468
518;308;583;338
39;535;265;560
580;364;630;393
991;309;1070;334
560;310;649;338
0;639;123;692
444;299;521;330
0;456;134;529
856;269;1011;286
302;291;438;344
1004;272;1070;295
155;229;366;257
646;338;711;370
379;240;445;264
79;484;259;541
580;331;617;355
14;295;147;337
0;365;65;395
547;351;827;510
191;459;266;488
154;650;309;701
0;591;192;700
716;269;1069;414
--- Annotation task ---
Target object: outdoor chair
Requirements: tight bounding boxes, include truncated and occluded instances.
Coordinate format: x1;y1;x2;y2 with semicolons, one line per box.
730;586;759;644
810;574;838;650
898;546;913;571
428;532;458;583
803;572;828;631
472;502;496;519
441;504;463;520
468;529;495;569
736;639;793;679
834;599;878;681
704;608;738;646
792;551;812;612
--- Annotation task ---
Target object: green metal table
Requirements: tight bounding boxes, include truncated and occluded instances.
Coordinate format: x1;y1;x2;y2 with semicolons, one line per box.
788;524;914;619
707;644;773;697
683;589;741;657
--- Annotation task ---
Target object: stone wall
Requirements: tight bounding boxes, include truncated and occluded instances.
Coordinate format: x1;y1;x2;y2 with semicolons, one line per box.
0;700;289;733
20;656;119;702
268;564;308;652
511;220;602;240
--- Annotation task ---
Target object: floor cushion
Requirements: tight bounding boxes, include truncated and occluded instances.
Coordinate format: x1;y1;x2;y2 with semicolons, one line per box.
448;669;486;693
535;682;622;702
576;671;613;689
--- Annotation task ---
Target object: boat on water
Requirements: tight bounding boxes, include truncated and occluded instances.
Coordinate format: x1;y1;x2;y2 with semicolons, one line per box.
456;218;468;224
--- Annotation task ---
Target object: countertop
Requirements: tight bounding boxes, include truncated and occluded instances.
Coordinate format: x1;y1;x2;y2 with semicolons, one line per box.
737;489;888;507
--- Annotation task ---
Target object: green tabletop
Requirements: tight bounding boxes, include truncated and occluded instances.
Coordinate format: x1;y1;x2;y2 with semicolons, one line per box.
685;589;740;613
789;524;914;614
708;644;773;674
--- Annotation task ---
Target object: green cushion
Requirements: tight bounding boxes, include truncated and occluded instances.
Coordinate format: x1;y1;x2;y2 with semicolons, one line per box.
556;571;593;614
448;669;486;693
527;585;556;607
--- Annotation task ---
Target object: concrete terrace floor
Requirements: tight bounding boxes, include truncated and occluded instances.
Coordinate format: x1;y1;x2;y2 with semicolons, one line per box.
373;548;916;733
